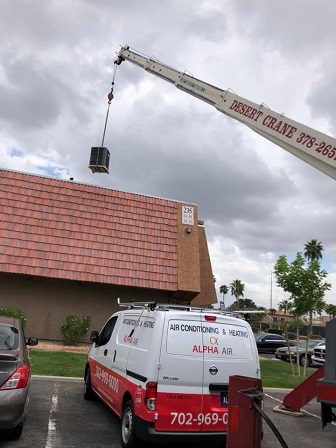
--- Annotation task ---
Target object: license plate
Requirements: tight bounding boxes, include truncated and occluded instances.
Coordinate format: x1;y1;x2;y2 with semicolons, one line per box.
220;391;228;406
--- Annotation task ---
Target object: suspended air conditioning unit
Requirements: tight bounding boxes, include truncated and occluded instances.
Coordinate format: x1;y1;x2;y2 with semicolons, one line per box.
88;146;110;174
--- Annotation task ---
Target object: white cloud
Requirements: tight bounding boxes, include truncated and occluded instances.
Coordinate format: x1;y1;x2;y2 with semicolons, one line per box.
0;0;335;310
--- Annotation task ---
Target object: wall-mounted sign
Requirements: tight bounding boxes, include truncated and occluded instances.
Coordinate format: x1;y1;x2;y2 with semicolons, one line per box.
182;206;194;225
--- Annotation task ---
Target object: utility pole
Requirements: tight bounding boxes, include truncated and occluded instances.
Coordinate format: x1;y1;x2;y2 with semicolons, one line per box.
270;270;273;309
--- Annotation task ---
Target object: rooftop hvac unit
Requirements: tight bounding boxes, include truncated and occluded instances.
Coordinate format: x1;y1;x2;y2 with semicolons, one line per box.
88;146;110;173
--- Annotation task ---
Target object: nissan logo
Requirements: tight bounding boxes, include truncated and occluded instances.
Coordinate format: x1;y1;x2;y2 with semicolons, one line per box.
209;365;218;375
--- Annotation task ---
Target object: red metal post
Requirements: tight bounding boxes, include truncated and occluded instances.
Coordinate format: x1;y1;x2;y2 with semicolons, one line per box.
226;375;263;448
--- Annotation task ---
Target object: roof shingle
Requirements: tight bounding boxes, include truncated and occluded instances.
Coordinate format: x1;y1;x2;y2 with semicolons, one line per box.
0;170;179;290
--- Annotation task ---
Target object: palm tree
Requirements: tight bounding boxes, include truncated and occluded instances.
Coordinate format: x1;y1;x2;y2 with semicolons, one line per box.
325;304;336;319
278;299;291;316
229;279;245;309
303;239;323;263
219;285;228;309
303;240;324;339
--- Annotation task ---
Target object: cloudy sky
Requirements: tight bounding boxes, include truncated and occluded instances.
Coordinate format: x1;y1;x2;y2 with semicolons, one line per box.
1;0;336;309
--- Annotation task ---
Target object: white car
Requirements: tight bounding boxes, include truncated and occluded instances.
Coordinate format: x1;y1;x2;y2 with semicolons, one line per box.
312;344;326;366
275;340;325;367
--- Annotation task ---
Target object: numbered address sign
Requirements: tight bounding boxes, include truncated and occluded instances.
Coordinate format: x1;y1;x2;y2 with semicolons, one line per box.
182;206;194;225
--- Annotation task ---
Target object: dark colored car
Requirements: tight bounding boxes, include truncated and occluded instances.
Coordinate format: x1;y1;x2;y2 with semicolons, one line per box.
254;333;295;354
0;316;38;439
275;340;325;367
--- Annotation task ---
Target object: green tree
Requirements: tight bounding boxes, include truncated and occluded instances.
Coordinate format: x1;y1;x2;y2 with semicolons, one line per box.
303;239;323;262
237;298;257;310
225;298;257;311
230;279;245;309
278;299;292;361
288;315;304;377
274;252;331;337
325;303;336;318
219;285;229;309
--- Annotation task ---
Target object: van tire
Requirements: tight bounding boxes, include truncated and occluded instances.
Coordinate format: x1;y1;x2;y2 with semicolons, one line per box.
84;368;95;400
121;400;139;448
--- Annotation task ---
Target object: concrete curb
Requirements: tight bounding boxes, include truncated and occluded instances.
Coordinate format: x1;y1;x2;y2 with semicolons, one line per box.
32;375;83;383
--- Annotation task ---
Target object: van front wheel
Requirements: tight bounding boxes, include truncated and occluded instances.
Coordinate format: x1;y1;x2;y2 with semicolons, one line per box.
84;368;95;400
121;400;139;448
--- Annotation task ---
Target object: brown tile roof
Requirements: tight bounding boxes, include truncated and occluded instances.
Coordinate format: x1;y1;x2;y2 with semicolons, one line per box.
0;170;179;290
265;309;294;317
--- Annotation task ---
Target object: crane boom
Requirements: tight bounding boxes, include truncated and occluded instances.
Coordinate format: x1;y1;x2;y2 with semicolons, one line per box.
116;45;336;180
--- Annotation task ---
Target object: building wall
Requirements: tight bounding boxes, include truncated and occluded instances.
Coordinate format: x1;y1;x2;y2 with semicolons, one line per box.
176;204;200;294
192;225;216;306
0;272;169;340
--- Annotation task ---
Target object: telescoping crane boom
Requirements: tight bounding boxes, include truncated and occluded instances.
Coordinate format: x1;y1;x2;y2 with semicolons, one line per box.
115;45;336;181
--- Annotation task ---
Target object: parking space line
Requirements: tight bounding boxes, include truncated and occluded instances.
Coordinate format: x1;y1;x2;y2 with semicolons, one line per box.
45;382;60;448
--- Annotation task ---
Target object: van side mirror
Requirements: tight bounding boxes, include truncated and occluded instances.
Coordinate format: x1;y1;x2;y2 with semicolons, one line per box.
90;331;99;343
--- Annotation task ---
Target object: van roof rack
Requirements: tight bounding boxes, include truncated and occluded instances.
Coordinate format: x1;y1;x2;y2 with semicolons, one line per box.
117;299;261;317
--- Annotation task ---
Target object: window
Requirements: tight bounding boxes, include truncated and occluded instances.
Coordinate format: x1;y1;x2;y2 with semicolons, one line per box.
266;335;283;341
0;324;19;350
98;316;118;346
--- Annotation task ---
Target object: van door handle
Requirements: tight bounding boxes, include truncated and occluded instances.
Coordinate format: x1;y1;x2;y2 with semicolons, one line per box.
113;350;116;362
104;349;108;356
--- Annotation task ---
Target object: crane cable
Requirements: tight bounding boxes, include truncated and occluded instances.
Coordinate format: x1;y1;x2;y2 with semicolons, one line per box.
101;63;118;146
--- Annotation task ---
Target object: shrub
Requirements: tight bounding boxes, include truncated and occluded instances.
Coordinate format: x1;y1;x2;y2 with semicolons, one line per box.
310;334;323;340
0;307;26;329
60;315;91;346
287;332;297;340
266;328;282;335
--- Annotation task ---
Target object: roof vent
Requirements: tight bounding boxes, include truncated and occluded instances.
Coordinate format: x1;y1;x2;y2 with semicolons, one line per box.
89;146;110;174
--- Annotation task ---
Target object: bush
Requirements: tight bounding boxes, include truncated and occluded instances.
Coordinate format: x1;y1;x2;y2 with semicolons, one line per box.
266;328;282;335
60;315;91;346
310;334;323;340
0;307;26;329
287;332;297;340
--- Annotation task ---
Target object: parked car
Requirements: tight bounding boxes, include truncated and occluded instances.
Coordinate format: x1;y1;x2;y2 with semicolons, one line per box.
0;316;38;439
254;333;295;353
312;343;326;366
275;340;325;367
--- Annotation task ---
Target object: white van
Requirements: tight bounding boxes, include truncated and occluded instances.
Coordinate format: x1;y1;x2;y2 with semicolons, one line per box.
84;301;260;448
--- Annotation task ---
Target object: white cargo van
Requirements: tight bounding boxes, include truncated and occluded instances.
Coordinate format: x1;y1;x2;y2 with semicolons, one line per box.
84;301;260;448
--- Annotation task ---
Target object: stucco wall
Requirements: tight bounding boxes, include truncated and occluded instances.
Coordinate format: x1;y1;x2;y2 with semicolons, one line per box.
176;203;200;293
0;273;169;340
192;225;216;306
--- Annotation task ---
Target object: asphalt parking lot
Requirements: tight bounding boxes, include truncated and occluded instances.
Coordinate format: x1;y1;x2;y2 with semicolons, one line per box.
0;377;335;448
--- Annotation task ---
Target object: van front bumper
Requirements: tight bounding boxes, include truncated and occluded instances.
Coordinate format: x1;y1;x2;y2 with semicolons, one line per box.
135;416;226;444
